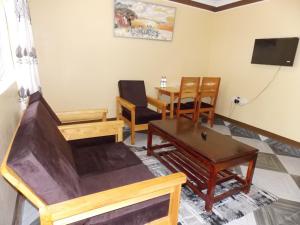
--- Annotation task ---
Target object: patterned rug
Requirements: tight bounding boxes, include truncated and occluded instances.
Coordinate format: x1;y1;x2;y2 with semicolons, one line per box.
131;146;278;225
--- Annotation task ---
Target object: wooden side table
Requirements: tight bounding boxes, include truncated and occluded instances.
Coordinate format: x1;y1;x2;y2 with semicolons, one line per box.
156;87;179;119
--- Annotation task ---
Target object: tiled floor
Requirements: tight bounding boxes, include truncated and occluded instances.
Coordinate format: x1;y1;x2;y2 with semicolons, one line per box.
20;117;300;225
124;117;300;225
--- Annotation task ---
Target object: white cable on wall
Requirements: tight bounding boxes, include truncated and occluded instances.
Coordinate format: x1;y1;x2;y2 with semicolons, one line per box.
246;66;282;105
228;66;282;117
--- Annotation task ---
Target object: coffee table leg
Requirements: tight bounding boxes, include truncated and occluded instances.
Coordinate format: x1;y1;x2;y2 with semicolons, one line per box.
244;155;257;193
205;166;217;211
147;126;153;156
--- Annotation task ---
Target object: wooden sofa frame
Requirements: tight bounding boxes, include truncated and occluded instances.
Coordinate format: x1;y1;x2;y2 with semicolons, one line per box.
1;109;186;225
116;96;167;145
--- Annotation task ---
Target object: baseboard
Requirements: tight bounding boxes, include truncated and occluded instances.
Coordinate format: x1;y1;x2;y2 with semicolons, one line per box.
216;114;300;149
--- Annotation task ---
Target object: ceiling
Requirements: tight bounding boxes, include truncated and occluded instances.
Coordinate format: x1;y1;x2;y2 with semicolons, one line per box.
169;0;264;12
193;0;242;7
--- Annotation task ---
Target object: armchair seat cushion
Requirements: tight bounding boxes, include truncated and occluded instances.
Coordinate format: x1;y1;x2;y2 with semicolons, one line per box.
80;164;169;225
72;142;142;176
122;107;162;125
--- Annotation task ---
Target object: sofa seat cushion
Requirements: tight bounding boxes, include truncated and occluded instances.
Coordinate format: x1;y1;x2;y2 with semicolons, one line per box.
72;142;142;176
80;164;169;225
69;136;115;149
122;107;162;125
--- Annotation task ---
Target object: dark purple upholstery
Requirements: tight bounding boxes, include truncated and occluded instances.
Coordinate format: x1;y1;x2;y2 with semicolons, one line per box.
8;100;169;225
168;101;212;111
122;107;162;125
28;91;62;125
72;142;142;176
69;136;115;148
7;102;81;204
80;164;169;225
118;81;148;108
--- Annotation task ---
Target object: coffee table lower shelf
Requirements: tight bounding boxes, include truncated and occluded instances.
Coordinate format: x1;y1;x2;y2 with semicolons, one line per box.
154;149;251;211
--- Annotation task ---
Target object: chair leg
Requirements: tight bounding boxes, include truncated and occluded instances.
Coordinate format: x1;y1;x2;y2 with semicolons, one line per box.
130;126;135;145
209;111;215;127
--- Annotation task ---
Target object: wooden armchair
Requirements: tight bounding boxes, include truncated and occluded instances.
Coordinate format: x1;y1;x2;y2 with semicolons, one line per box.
1;101;186;225
116;80;167;145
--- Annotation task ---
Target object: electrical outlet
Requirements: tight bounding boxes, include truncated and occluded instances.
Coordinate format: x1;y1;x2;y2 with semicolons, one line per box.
231;96;248;106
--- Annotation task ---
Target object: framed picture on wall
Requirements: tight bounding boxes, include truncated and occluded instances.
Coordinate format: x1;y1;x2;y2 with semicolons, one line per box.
114;0;176;41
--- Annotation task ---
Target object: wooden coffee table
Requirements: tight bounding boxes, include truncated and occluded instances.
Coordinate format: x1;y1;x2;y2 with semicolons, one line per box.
147;118;258;211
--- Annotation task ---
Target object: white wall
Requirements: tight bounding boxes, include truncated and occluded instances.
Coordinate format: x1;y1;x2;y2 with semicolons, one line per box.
0;82;21;225
29;0;212;116
208;0;300;141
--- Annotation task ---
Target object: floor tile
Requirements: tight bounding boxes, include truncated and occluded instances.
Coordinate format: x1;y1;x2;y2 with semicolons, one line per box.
291;175;300;189
224;121;231;127
258;134;269;142
278;155;300;176
232;137;274;154
226;213;257;225
255;153;287;173
228;124;261;140
240;166;300;202
124;132;162;148
265;139;300;158
254;198;300;225
202;124;231;135
200;116;225;126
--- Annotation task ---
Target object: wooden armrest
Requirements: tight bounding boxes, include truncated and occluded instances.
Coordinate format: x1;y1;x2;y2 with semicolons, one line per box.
147;96;167;120
56;109;108;124
40;173;187;225
58;120;124;141
147;96;166;109
116;97;135;111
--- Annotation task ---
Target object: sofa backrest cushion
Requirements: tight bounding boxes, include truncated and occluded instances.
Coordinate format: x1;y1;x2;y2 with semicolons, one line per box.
28;91;61;125
7;102;81;204
21;102;75;167
118;80;148;108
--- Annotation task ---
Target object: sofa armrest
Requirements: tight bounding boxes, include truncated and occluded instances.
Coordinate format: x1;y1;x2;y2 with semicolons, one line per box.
56;109;108;124
147;96;167;120
40;172;186;225
58;120;124;142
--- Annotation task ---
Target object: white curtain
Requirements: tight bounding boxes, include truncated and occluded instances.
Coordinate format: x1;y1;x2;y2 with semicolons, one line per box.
3;0;40;98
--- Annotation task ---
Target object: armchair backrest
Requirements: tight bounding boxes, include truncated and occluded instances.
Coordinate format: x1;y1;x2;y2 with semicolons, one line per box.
118;80;148;108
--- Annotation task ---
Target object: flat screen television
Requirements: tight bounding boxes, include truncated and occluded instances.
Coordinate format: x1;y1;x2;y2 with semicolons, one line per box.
251;37;299;66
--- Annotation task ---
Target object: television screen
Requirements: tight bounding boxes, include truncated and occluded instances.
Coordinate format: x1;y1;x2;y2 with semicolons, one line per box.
251;37;299;66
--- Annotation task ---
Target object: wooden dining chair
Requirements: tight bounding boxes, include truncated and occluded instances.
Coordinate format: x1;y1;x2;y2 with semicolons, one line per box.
195;77;221;126
176;77;200;121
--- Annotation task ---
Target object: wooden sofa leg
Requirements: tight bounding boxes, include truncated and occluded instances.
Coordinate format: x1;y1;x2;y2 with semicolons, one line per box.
168;185;182;225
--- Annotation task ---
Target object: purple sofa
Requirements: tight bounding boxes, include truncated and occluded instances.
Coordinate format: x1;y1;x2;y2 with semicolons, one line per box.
5;99;172;225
